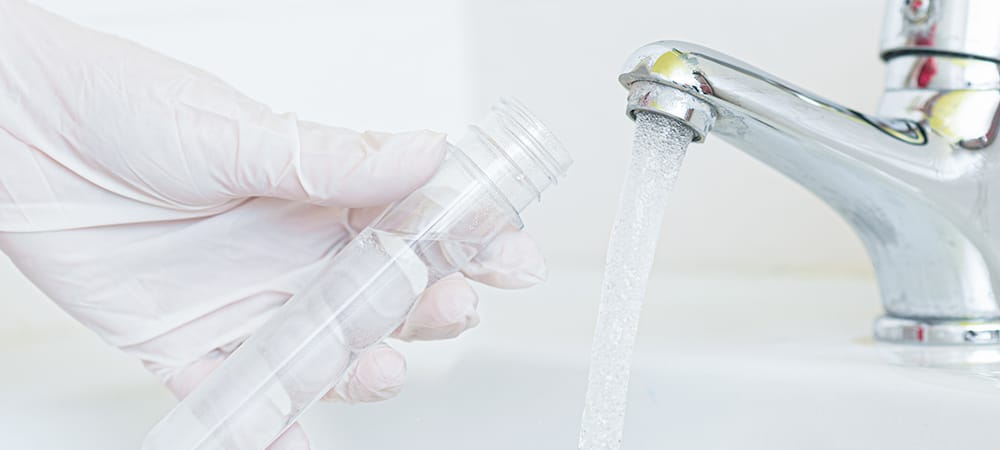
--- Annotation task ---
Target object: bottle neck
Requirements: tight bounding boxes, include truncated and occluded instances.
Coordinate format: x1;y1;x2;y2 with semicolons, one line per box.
454;98;571;213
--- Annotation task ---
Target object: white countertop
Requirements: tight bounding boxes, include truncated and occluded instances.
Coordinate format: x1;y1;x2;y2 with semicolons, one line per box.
3;269;998;449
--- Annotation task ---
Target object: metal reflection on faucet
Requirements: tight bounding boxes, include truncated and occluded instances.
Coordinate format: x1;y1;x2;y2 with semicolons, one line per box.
881;54;1000;150
882;0;1000;60
621;0;1000;346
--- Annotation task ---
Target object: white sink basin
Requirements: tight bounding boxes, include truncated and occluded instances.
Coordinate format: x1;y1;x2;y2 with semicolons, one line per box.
4;270;1000;449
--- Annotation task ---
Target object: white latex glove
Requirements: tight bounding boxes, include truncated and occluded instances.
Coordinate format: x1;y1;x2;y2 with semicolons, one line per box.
0;1;547;448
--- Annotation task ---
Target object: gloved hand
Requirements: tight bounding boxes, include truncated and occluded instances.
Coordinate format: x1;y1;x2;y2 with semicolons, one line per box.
0;1;547;448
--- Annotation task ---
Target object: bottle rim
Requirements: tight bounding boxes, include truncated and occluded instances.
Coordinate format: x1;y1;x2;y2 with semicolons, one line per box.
492;98;573;184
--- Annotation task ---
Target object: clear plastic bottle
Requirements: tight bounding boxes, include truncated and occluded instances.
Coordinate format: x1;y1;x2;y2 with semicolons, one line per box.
140;98;572;450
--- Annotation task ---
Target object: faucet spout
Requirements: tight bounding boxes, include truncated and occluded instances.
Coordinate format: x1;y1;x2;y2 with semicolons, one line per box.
621;41;1000;344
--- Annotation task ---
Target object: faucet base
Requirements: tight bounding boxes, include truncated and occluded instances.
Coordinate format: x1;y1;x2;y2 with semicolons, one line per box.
874;316;1000;345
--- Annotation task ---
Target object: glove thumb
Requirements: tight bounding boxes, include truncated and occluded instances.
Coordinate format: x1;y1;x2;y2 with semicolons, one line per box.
201;101;448;208
250;122;449;208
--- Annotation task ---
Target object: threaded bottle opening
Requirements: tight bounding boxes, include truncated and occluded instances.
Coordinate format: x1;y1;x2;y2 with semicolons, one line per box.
458;98;572;212
492;98;572;183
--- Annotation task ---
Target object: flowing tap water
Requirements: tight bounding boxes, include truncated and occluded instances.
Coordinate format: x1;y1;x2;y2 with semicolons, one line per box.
579;112;693;450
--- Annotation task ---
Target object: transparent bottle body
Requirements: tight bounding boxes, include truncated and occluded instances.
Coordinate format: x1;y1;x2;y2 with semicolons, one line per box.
141;149;522;449
141;98;570;450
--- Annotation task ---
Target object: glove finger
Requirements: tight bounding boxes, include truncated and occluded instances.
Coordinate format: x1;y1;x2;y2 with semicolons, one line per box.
463;227;548;289
392;273;480;341
267;424;310;450
322;343;406;403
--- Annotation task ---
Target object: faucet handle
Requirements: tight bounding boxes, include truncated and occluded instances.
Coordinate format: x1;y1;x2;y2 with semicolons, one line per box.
881;0;1000;62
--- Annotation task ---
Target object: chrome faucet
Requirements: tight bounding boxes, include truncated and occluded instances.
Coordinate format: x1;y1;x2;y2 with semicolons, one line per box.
621;0;1000;345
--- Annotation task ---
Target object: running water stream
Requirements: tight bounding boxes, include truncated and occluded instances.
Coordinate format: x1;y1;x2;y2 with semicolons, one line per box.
578;112;694;450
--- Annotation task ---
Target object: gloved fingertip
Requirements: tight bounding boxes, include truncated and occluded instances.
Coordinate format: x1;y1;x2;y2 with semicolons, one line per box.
330;344;407;403
395;276;480;341
433;280;481;329
354;345;406;401
514;253;548;286
465;230;548;289
369;345;407;386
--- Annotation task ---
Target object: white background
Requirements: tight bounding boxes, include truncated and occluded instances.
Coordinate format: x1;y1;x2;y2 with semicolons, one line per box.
0;1;898;448
3;0;883;336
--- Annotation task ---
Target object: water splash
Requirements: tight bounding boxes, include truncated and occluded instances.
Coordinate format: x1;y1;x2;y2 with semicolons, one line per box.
579;112;694;450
